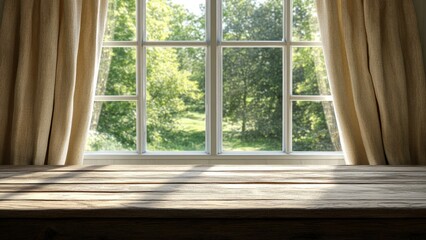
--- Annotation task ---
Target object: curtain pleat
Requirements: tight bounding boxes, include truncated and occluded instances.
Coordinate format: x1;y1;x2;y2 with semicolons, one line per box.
316;0;426;165
0;0;108;165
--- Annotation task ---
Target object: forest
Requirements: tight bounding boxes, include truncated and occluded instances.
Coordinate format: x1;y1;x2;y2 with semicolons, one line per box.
86;0;341;152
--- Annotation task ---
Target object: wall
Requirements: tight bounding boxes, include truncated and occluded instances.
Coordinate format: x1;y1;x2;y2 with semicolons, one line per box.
414;0;426;71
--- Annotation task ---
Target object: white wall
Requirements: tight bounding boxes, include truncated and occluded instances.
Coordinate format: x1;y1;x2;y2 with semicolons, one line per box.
414;0;426;72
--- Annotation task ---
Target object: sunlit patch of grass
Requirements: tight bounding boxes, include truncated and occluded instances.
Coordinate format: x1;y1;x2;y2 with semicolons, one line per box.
222;118;281;151
222;132;282;151
148;112;281;152
147;111;205;151
148;130;205;151
177;112;206;132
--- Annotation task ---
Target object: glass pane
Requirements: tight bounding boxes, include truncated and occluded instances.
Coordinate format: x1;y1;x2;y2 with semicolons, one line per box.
223;0;283;41
104;0;136;41
86;101;137;152
292;0;321;41
96;47;137;96
292;47;330;95
146;0;206;41
292;101;341;151
223;48;282;151
146;47;206;151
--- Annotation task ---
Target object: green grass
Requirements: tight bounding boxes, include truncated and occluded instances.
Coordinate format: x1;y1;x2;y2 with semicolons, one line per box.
178;112;206;132
222;118;281;151
89;111;282;152
148;111;281;152
147;112;205;151
222;132;281;151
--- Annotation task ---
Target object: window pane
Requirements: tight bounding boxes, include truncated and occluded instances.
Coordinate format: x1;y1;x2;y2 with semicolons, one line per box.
292;0;321;41
223;0;283;41
146;0;206;41
86;101;137;152
292;47;330;95
292;101;341;151
223;48;282;151
96;47;137;96
146;47;206;151
104;0;136;41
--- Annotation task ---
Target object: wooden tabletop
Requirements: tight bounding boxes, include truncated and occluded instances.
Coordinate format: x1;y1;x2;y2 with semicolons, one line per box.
0;165;425;219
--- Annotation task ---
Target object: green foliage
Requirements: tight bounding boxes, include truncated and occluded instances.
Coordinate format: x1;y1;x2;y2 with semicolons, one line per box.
146;47;202;149
87;0;341;152
91;102;137;151
104;0;136;41
103;47;136;95
293;0;321;41
223;0;283;41
292;101;334;151
86;131;128;152
145;0;204;150
223;48;283;141
222;0;284;150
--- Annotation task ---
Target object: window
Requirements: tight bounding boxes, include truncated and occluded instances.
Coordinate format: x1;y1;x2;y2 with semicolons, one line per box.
85;0;343;162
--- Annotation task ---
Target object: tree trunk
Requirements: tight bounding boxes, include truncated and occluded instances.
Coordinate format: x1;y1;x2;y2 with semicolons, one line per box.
241;73;248;135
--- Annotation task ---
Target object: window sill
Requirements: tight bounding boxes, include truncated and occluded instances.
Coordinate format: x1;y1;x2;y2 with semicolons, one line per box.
84;152;345;165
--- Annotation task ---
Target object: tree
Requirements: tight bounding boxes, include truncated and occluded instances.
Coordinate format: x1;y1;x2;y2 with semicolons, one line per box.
222;0;340;151
87;0;137;151
87;0;341;152
222;0;283;145
145;0;203;150
88;0;203;151
292;0;341;151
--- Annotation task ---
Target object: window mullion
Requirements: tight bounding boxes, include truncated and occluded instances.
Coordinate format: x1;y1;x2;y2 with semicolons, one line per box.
282;0;290;154
220;41;288;47
290;41;322;47
210;0;220;155
143;41;207;47
290;95;333;101
206;0;211;155
94;96;138;101
137;0;146;154
102;41;138;47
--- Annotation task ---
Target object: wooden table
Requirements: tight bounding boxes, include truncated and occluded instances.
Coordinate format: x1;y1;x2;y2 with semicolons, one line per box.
0;165;425;240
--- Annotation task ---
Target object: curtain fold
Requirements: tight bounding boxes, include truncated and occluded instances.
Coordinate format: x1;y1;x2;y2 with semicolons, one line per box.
316;0;426;165
0;0;108;165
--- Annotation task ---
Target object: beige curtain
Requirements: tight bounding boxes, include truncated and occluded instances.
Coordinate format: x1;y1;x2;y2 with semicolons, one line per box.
0;0;4;26
0;0;108;165
316;0;426;165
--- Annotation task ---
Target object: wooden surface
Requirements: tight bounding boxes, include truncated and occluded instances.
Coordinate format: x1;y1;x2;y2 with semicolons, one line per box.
0;165;425;239
414;0;426;68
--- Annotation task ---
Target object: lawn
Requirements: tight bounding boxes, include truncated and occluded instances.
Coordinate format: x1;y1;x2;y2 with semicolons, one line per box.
151;111;282;152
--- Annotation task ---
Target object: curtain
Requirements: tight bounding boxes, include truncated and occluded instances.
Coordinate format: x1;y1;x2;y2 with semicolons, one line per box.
316;0;426;165
0;0;4;26
0;0;108;165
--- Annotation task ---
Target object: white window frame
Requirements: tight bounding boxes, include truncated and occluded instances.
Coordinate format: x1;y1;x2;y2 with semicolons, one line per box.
84;0;344;164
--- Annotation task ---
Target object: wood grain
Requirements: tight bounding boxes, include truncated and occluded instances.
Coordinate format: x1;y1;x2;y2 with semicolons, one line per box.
0;165;425;239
